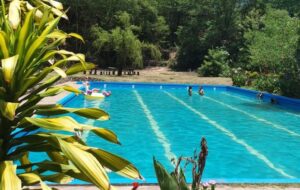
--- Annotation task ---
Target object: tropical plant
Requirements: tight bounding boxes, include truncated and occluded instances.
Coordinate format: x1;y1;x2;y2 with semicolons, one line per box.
4;0;68;22
154;138;209;190
0;1;141;190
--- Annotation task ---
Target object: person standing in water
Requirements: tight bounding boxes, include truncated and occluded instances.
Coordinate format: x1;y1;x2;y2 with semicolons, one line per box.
198;86;205;96
83;77;94;95
188;86;193;96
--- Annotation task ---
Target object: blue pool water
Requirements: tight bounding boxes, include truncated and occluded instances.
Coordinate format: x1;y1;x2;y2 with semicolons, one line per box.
57;83;300;183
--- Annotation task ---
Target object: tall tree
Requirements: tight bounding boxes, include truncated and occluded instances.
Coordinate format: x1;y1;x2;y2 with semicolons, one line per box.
244;8;300;74
156;0;192;46
176;0;241;70
263;0;300;16
60;0;168;54
91;12;143;75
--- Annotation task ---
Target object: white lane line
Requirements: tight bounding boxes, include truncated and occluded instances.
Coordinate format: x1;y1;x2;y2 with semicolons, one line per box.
134;90;177;161
222;92;254;103
200;94;300;137
165;91;294;178
222;92;300;119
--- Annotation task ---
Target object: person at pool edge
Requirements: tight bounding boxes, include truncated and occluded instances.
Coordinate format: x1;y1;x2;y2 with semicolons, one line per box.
188;86;192;96
270;98;277;104
198;86;204;96
256;92;263;100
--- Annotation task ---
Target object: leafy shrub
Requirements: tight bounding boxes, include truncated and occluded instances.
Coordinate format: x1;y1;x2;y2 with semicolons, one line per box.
197;48;231;77
142;43;162;63
232;69;262;87
252;74;280;93
232;73;247;87
279;70;300;98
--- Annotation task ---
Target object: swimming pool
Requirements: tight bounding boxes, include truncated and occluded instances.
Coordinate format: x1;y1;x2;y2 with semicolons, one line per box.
59;82;300;183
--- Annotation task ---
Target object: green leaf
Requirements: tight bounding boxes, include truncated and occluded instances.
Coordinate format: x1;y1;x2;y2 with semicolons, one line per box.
11;132;68;148
56;138;111;190
19;160;80;174
52;67;67;78
66;62;95;75
90;127;120;144
153;157;179;190
16;9;34;57
62;85;82;94
0;100;19;120
88;148;142;180
0;87;6;97
18;172;40;185
68;33;84;42
49;0;63;10
41;173;73;184
14;142;58;153
66;53;85;62
0;161;22;190
1;55;19;83
179;169;190;190
25;116;82;132
47;151;69;165
19;152;31;172
18;172;52;190
50;7;68;20
47;31;67;39
0;31;9;58
25;2;43;19
24;17;60;66
38;87;62;97
36;106;109;120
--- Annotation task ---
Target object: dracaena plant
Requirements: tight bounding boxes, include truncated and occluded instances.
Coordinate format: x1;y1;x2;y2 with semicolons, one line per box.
0;1;142;190
5;0;68;27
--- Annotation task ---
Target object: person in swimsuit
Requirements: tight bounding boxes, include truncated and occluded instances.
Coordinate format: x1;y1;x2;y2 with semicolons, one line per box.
198;86;204;96
188;86;192;96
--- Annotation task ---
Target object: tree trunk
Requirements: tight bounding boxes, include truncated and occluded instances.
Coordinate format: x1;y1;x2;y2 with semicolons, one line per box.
118;67;123;76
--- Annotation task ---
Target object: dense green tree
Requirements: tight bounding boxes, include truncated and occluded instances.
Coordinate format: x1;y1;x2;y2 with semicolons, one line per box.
263;0;300;16
242;8;300;96
156;0;193;46
176;0;240;71
279;28;300;98
60;0;168;54
244;8;299;74
197;48;231;77
90;13;143;75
